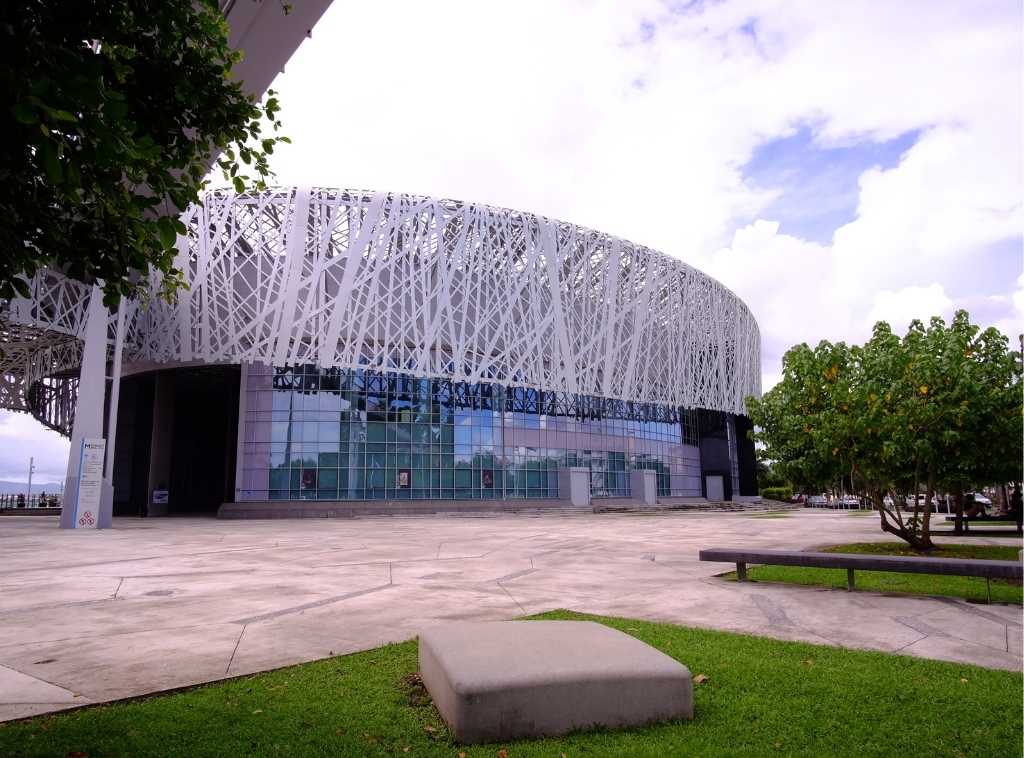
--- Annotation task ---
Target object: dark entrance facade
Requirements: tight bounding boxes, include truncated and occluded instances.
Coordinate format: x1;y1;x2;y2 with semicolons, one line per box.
112;366;239;516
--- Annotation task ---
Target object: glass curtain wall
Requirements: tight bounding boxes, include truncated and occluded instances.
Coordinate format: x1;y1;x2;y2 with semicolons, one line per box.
239;364;701;501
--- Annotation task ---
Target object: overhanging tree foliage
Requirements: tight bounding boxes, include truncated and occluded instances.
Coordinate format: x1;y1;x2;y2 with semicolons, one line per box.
2;0;289;304
747;311;1022;550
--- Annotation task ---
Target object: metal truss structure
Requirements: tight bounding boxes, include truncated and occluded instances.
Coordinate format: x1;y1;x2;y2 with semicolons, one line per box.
0;186;760;437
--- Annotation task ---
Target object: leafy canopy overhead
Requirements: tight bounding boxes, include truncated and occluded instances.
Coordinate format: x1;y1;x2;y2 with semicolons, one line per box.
746;311;1022;549
1;0;289;304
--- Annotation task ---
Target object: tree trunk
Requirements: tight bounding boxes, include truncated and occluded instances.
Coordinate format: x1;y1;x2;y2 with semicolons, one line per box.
912;464;921;524
875;488;930;550
953;482;965;535
920;466;935;550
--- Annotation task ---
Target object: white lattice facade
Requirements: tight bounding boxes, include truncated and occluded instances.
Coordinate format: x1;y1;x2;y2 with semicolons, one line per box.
1;187;761;510
144;187;760;413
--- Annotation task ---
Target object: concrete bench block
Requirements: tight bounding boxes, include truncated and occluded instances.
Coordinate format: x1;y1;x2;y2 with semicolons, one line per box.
418;620;693;744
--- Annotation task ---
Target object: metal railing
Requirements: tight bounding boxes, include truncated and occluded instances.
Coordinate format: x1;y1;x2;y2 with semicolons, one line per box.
0;493;62;509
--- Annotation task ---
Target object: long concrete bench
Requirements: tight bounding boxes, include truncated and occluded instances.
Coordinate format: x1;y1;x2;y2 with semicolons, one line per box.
699;548;1023;600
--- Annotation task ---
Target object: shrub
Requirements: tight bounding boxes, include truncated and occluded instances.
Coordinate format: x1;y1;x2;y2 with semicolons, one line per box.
760;485;793;502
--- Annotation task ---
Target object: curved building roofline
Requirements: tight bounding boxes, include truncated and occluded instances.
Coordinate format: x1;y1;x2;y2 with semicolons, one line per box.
2;186;761;430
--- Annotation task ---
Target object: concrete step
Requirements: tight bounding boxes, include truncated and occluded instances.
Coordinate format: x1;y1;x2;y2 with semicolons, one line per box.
218;498;591;520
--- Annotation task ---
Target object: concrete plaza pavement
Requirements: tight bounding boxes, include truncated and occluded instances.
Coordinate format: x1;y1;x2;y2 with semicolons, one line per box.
0;509;1020;721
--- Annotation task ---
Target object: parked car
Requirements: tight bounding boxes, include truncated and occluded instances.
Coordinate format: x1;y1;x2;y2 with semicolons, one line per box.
838;495;861;509
807;495;828;508
966;492;992;506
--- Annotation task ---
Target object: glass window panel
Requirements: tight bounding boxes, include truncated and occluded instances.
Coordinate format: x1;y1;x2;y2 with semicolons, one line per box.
318;469;338;488
271;421;290;443
269;469;289;490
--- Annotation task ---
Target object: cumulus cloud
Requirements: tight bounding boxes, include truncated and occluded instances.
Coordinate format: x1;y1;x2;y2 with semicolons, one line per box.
865;284;955;336
9;0;1021;473
0;411;69;484
259;0;1020;397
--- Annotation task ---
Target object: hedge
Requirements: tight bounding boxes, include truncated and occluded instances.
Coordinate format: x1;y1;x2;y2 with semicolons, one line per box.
760;486;793;501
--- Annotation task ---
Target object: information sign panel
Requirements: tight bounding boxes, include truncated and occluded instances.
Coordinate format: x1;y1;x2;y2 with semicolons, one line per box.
74;438;105;529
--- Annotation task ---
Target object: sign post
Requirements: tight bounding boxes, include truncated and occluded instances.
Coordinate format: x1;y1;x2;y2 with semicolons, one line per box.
74;438;106;529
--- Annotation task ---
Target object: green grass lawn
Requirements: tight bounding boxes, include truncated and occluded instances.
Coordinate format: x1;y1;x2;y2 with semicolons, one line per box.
1;611;1020;757
725;542;1023;604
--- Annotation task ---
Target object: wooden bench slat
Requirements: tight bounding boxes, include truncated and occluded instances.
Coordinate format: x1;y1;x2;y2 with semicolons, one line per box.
698;548;1023;579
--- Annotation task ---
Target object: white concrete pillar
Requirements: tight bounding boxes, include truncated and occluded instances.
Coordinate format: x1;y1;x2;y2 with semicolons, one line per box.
629;468;658;506
97;297;127;523
557;467;591;508
61;285;112;528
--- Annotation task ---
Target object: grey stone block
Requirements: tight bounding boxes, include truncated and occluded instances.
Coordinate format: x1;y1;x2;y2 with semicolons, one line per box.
418;620;693;744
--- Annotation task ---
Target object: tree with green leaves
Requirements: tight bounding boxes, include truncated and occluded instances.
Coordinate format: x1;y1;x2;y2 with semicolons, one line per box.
2;0;290;305
747;311;1022;550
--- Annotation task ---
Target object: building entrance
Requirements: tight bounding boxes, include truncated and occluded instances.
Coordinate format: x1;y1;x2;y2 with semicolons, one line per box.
167;367;239;514
112;366;239;516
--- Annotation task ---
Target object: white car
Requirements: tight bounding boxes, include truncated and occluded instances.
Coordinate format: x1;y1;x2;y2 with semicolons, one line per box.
807;495;828;507
966;492;992;506
839;495;861;508
905;494;943;507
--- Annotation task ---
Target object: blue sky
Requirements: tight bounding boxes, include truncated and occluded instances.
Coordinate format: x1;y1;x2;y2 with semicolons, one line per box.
742;127;921;245
1;0;1021;481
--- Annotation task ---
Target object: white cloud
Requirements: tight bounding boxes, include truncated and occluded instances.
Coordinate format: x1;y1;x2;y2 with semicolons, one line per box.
865;284;954;335
0;411;69;483
9;1;1022;482
992;273;1024;340
260;3;1020;387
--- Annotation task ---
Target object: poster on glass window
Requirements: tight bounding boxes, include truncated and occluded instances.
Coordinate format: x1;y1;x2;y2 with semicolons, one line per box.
301;468;317;491
397;468;410;489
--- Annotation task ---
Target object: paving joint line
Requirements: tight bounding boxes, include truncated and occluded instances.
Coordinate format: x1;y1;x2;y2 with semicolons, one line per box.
0;663;85;701
893;632;929;652
491;568;537;583
231;584;399;625
497;582;527;614
225;624;247;674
